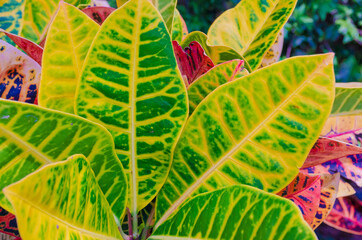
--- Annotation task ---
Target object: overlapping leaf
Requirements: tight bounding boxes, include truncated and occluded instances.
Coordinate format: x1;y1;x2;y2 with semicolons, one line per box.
188;59;248;114
0;100;127;219
0;0;25;43
151;185;317;239
156;54;335;225
82;6;115;25
327;129;362;147
39;2;99;114
3;155;122;240
321;116;362;136
171;9;188;43
0;40;40;104
337;180;356;198
207;0;297;70
331;83;362;117
260;29;284;68
0;207;19;238
75;0;188;215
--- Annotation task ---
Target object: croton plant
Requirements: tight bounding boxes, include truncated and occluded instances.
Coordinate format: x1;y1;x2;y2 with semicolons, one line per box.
0;0;361;239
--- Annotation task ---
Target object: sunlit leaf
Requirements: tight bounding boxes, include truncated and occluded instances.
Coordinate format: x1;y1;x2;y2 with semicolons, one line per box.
151;185;317;240
75;0;188;215
260;29;284;68
82;6;115;25
171;9;188;43
3;155;122;240
331;83;362;117
156;54;335;225
0;0;25;43
207;0;297;70
0;40;40;104
0;100;127;219
39;2;99;114
321;116;362;136
188;59;248;114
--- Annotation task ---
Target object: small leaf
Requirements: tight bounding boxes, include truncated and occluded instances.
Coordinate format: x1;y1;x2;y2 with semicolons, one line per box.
3;155;122;240
337;179;355;198
151;185;317;240
82;6;116;25
260;29;284;68
331;83;362;117
0;40;40;104
0;0;25;43
171;9;188;43
173;41;215;86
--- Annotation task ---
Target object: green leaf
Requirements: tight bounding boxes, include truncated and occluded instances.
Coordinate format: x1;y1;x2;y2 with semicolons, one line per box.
207;0;297;70
38;2;99;114
330;83;362;117
188;59;248;114
260;29;284;68
156;54;335;225
3;155;122;240
152;185;317;239
75;0;188;215
20;0;91;43
0;0;25;43
181;31;252;72
171;9;188;43
0;100;127;219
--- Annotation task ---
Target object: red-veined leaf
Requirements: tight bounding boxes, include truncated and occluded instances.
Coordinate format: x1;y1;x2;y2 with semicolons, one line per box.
173;40;214;87
82;6;116;25
278;172;321;225
0;40;40;104
324;196;362;235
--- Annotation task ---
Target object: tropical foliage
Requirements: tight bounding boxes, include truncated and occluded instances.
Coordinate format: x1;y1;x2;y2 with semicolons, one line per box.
0;0;361;240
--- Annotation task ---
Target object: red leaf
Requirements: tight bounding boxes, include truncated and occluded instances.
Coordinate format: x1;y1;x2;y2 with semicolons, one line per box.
0;207;20;238
278;172;321;225
0;30;43;66
172;41;214;87
324;196;362;235
82;6;116;25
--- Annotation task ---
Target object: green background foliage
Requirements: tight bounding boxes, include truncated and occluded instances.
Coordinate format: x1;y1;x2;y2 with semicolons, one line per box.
177;0;361;83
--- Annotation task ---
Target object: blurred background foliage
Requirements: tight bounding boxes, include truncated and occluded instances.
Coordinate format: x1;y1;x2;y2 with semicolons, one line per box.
176;0;361;83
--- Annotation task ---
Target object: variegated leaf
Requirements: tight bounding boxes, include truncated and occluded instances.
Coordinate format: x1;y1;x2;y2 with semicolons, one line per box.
75;0;188;217
188;59;248;114
155;54;335;226
207;0;297;70
0;0;25;43
82;6;115;25
151;185;317;240
331;83;362;117
260;29;284;68
337;179;356;198
0;40;40;104
39;2;99;114
0;207;19;238
0;99;127;219
171;9;188;43
3;155;122;240
321;116;362;136
327;129;362;147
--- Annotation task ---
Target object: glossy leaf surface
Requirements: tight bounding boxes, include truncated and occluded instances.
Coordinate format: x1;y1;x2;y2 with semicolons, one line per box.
331;83;362;117
76;0;188;213
260;29;284;68
0;100;127;219
39;2;99;114
0;0;25;43
173;41;214;86
188;59;248;114
151;185;317;240
0;40;40;104
4;155;122;240
207;0;297;70
324;196;362;235
171;9;188;43
278;173;321;225
156;54;335;225
82;6;115;25
0;30;43;66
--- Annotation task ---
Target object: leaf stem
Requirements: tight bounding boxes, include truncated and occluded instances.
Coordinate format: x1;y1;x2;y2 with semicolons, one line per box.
127;208;134;240
140;206;155;240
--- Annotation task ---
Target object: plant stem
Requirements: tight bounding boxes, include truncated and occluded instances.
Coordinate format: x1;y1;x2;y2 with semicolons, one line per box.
127;208;134;240
140;206;155;240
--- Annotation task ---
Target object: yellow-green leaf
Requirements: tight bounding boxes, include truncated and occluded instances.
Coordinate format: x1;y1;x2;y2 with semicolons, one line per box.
156;54;335;225
20;0;91;43
171;9;188;43
152;185;317;239
330;82;362;117
207;0;297;70
3;155;122;240
0;0;25;43
0;100;127;219
260;29;284;68
75;0;188;216
188;59;248;114
38;2;99;114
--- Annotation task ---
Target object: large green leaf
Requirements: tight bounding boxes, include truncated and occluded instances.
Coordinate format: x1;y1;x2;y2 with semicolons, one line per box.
3;155;122;240
152;185;317;239
156;54;335;225
0;0;25;43
0;100;127;219
20;0;91;43
330;83;362;117
75;0;188;216
38;2;99;114
207;0;297;70
171;9;188;43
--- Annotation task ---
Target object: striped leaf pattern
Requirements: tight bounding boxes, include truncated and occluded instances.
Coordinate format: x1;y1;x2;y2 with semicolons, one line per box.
0;0;25;43
0;100;127;219
156;54;335;225
171;9;188;43
151;186;317;240
0;40;40;104
188;59;248;114
38;2;99;114
3;155;122;240
331;83;362;117
75;0;188;214
207;0;297;70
